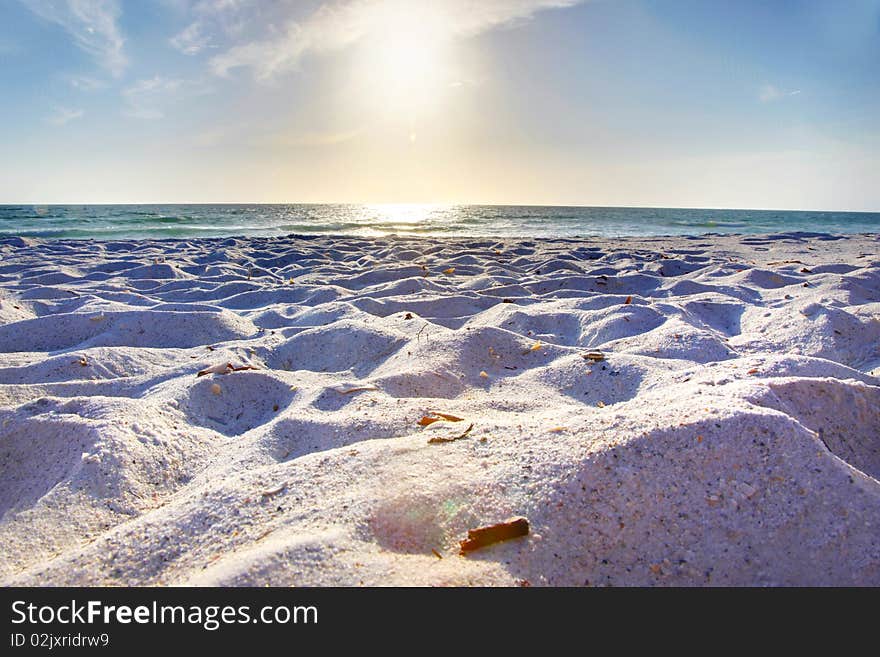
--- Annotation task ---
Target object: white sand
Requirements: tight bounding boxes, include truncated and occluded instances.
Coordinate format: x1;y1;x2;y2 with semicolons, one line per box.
0;231;878;586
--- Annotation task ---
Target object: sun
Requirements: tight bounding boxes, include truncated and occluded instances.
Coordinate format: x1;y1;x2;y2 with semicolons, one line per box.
353;4;453;119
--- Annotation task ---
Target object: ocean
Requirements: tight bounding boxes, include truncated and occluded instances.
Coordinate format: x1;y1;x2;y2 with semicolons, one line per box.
1;204;879;240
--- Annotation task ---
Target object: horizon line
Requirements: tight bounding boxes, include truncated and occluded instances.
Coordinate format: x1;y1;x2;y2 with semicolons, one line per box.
1;202;879;214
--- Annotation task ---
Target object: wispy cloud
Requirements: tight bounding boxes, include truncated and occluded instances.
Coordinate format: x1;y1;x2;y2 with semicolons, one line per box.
170;21;212;55
274;129;363;147
169;0;253;55
46;106;85;125
759;84;802;103
193;123;362;148
209;0;583;80
20;0;127;76
122;76;183;119
121;75;213;119
69;75;108;91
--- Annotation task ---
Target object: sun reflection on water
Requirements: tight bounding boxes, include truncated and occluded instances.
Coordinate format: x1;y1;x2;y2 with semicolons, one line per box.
357;204;458;235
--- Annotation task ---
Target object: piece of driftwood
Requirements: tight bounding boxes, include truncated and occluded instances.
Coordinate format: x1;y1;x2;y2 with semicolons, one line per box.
459;517;530;554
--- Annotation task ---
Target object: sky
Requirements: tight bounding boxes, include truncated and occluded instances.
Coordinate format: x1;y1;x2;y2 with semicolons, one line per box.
0;0;878;210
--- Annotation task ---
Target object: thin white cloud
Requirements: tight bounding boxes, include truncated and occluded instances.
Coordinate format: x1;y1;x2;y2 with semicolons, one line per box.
274;128;363;147
122;76;183;119
121;75;213;119
759;84;802;103
192;122;362;148
20;0;127;76
169;0;253;55
46;107;85;125
170;21;212;55
209;0;583;80
69;75;108;91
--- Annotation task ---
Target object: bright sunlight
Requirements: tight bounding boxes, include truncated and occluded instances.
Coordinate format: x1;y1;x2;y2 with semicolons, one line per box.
353;3;454;118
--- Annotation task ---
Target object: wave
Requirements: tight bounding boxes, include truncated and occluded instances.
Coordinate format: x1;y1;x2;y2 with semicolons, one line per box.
1;205;878;240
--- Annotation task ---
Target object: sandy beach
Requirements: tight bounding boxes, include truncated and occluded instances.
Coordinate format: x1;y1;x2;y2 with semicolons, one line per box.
0;231;878;586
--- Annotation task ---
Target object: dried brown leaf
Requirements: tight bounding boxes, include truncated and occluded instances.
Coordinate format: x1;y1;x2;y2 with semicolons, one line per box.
432;412;464;422
427;423;474;444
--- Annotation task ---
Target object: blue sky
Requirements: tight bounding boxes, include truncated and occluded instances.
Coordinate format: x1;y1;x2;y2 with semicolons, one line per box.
0;0;878;209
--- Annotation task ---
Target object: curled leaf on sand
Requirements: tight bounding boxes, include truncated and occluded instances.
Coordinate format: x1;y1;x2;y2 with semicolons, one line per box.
418;412;465;426
582;351;605;362
427;423;474;444
443;267;455;275
334;384;380;394
434;412;464;421
624;295;633;305
459;517;530;554
197;362;259;377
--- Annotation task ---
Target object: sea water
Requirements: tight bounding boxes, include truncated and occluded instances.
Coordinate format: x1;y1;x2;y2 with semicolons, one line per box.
1;204;878;240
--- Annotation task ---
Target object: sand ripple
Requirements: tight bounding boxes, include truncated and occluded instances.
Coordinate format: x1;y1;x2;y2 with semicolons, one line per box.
0;232;879;585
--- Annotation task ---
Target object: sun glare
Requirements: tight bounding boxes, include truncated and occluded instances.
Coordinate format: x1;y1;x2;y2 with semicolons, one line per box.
354;4;453;118
367;203;437;225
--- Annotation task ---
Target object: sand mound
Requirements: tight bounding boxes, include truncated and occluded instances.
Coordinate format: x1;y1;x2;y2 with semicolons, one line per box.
1;232;879;585
754;378;880;480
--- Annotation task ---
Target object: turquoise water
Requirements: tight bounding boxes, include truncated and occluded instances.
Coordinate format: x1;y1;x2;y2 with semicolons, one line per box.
0;204;878;240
